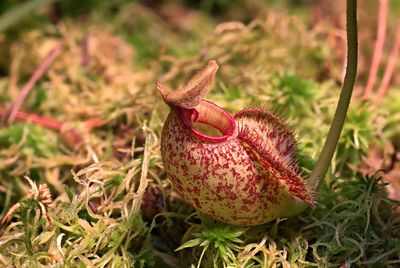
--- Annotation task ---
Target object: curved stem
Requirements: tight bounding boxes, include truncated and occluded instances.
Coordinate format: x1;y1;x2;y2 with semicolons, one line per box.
309;0;358;191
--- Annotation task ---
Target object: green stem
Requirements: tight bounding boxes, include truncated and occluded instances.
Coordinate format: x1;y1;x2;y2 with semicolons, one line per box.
309;0;358;191
0;0;59;32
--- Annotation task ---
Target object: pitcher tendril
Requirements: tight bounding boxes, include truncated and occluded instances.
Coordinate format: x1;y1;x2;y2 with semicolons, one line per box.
309;0;358;190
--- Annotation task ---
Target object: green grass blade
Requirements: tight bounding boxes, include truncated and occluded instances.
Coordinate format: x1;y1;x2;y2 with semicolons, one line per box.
0;0;59;32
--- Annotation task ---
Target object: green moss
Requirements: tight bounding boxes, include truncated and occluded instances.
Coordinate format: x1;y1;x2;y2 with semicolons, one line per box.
0;123;59;157
0;1;399;267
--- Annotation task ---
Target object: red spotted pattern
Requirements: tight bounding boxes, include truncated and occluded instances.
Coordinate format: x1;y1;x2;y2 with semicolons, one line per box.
161;103;314;226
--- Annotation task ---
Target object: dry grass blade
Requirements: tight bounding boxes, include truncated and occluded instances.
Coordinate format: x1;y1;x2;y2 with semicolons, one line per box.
4;44;63;125
363;0;388;100
374;23;400;107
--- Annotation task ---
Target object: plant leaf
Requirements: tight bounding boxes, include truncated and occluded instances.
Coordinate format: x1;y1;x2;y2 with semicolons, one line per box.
157;60;218;109
175;238;204;251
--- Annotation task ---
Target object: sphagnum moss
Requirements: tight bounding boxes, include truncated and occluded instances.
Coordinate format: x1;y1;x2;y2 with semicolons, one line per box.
0;1;399;267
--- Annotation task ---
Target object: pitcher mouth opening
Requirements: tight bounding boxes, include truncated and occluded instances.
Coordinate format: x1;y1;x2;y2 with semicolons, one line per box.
177;100;237;142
